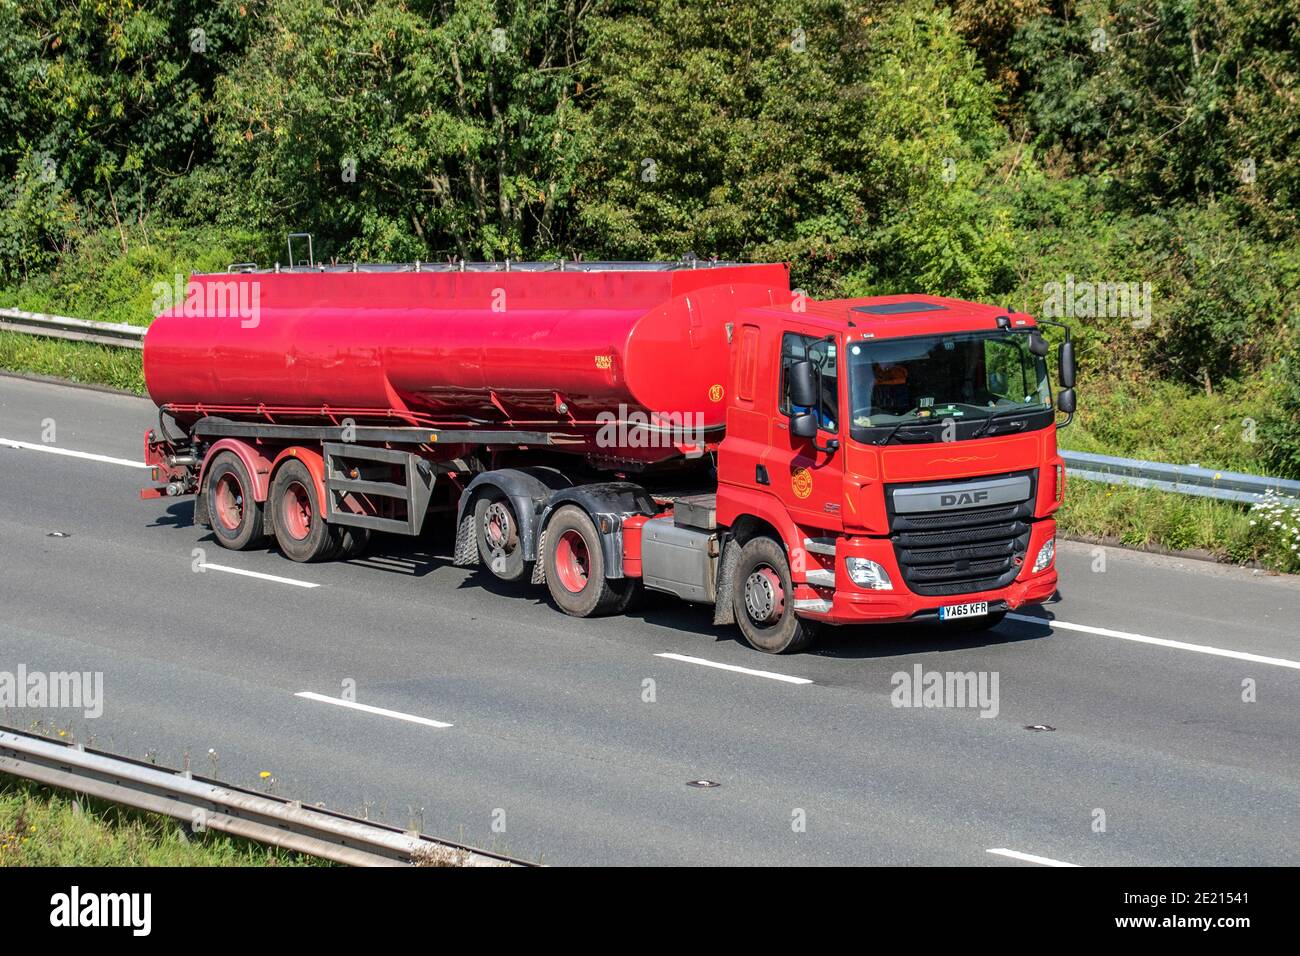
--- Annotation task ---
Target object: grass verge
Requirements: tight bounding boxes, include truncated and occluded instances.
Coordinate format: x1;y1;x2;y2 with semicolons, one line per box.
0;332;145;393
1059;478;1300;573
0;772;327;866
1058;375;1278;475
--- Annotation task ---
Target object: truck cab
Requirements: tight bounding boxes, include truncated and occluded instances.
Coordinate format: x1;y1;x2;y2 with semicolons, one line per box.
710;294;1072;652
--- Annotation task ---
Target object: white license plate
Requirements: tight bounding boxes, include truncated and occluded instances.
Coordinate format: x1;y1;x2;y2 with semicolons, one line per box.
940;601;988;621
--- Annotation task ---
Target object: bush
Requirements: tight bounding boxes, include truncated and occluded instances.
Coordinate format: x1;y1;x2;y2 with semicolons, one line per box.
0;152;77;281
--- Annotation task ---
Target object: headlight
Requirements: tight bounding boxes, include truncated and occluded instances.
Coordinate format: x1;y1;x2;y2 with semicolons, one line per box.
1032;537;1055;573
845;557;893;590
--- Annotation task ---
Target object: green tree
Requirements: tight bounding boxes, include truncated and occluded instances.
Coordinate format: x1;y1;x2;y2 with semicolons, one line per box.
1009;0;1300;234
0;0;252;234
575;0;1027;299
213;0;592;262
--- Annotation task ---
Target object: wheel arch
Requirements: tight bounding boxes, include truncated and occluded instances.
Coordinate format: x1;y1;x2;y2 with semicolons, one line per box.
711;510;802;627
199;439;273;500
537;482;658;580
455;466;574;564
197;439;272;532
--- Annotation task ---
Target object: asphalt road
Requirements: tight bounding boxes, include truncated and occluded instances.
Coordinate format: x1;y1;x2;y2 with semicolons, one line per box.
1;374;1298;865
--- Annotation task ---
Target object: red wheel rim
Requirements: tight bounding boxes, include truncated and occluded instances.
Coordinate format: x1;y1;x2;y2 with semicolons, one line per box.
213;473;245;531
280;480;313;541
554;529;591;594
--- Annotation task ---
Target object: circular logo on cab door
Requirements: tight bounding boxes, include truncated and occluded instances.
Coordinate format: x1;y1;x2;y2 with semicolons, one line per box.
791;466;813;499
708;384;724;402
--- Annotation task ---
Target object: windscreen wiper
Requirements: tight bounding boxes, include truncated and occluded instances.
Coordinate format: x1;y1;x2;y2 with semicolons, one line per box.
970;405;1035;439
875;408;940;445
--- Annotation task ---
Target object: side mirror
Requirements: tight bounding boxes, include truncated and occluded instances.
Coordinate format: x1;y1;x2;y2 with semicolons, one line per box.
1028;331;1050;357
788;360;818;409
1057;388;1076;415
790;411;818;439
1058;340;1075;389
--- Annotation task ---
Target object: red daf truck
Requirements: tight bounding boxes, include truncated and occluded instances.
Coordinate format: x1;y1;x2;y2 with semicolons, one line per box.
141;258;1074;653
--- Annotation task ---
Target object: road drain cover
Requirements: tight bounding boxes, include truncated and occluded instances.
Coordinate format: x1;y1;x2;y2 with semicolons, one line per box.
686;779;721;788
1024;724;1056;732
46;531;71;538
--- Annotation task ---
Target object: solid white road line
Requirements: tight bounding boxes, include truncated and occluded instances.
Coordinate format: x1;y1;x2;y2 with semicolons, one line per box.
1008;613;1300;672
0;436;150;469
295;692;453;728
199;562;320;589
987;848;1080;867
655;652;813;685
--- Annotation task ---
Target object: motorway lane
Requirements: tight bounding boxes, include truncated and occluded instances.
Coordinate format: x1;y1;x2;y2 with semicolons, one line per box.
1;374;1298;865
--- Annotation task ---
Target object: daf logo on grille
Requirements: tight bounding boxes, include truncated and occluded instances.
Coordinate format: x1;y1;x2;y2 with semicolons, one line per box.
939;490;989;508
892;474;1032;514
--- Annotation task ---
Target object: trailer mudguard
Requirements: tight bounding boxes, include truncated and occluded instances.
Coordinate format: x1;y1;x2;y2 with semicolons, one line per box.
195;438;274;531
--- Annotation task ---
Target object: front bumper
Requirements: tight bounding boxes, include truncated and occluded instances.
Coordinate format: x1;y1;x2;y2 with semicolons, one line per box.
796;520;1058;625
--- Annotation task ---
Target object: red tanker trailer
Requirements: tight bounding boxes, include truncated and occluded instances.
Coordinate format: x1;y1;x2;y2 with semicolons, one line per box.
142;258;1075;653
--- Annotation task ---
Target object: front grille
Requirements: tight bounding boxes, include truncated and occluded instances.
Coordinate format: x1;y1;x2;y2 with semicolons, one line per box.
888;473;1036;597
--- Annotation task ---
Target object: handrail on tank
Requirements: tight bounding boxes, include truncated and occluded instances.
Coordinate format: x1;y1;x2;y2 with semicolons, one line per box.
202;258;756;276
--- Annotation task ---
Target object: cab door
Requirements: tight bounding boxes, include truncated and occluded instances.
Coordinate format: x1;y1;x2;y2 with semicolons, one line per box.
767;331;845;533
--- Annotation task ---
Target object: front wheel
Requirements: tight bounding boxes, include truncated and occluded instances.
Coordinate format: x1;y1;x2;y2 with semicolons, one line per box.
543;505;634;617
732;536;819;654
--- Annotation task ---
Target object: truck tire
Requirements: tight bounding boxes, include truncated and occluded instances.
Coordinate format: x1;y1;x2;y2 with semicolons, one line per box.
475;492;527;582
732;536;819;654
544;505;633;617
205;451;266;551
270;459;341;562
338;526;371;559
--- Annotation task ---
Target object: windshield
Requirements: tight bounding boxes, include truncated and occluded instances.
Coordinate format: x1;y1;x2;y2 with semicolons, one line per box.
846;331;1051;442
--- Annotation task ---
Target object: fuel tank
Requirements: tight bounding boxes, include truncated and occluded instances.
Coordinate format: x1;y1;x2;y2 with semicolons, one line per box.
143;264;789;444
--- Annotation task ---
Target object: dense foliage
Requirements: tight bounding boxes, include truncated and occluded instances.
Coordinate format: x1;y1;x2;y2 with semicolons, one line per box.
1;0;1298;473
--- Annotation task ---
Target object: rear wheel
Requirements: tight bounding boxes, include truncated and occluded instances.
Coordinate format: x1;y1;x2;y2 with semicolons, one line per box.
270;459;340;562
205;452;265;551
475;492;527;581
732;536;819;654
544;505;634;617
338;526;371;559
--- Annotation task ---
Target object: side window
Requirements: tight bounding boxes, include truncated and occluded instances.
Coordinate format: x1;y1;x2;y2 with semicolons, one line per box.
779;333;811;414
779;332;839;428
737;325;760;402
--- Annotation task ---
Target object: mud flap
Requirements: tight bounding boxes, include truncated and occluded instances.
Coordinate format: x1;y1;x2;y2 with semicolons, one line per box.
712;537;739;626
453;513;480;566
531;528;547;585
